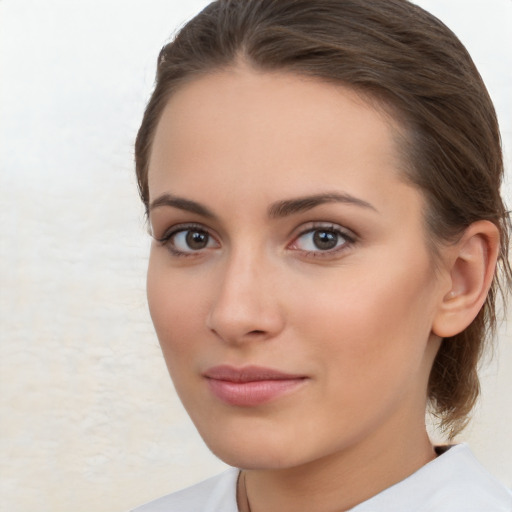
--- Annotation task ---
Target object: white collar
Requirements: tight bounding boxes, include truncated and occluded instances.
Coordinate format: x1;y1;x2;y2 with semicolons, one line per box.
349;444;512;511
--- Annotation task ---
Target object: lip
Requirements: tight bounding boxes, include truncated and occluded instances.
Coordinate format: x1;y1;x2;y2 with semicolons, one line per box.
203;365;308;407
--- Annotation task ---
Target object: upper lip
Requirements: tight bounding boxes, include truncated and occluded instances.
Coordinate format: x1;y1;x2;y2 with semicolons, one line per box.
203;365;306;382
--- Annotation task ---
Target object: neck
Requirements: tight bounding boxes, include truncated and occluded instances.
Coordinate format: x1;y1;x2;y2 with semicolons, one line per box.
238;422;436;512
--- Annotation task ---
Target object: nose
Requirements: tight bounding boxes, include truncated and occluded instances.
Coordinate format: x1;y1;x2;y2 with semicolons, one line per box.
206;247;285;344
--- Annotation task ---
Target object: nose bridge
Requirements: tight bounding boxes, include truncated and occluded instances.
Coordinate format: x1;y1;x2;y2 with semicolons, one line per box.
207;240;283;342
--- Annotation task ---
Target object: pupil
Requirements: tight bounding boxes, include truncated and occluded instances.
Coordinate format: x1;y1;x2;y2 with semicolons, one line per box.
186;230;208;249
313;230;337;250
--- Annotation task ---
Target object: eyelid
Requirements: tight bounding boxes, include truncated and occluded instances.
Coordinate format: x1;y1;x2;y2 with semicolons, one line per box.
154;222;220;256
287;222;357;256
153;220;357;258
289;221;357;241
154;222;209;241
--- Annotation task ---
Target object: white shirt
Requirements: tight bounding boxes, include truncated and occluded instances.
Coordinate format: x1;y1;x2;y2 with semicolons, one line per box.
130;444;512;511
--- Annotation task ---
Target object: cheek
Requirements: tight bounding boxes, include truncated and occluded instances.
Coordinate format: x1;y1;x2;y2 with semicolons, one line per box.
146;252;208;362
289;256;437;379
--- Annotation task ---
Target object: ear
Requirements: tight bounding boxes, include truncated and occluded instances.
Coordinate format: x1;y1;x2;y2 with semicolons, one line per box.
432;220;500;338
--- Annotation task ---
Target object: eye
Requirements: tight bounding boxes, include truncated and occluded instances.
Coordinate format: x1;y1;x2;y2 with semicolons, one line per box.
289;225;355;255
156;224;219;255
174;229;213;251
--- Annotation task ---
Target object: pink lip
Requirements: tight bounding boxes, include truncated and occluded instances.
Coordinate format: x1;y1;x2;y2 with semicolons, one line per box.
203;365;307;407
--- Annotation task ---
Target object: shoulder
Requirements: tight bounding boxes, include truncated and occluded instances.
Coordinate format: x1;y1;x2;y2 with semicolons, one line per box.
129;468;239;512
350;444;512;512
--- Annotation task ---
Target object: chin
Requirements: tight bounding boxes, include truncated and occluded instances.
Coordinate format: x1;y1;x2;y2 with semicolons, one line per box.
209;443;300;470
196;422;307;470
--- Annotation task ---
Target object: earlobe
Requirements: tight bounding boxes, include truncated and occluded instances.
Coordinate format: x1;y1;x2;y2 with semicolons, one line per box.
432;220;500;338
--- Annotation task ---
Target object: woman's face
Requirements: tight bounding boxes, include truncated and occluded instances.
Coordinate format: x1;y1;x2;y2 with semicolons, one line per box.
146;66;448;470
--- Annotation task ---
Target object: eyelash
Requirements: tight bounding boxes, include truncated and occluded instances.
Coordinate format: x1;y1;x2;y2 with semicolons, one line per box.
288;223;357;258
155;222;357;259
155;223;218;258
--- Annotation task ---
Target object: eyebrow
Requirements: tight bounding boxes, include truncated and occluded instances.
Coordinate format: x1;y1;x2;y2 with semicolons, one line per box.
149;191;377;219
149;193;216;219
268;192;377;218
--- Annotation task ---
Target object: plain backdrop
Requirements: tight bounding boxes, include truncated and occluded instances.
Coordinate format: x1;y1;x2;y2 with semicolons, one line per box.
0;1;511;511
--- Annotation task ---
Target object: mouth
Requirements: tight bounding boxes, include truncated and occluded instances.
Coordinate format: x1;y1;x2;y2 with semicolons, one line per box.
203;365;308;407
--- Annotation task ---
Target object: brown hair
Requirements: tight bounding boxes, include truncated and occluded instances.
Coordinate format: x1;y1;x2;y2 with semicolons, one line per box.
135;0;511;437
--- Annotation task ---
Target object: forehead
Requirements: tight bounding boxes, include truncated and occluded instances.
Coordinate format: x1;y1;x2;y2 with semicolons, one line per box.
148;65;415;216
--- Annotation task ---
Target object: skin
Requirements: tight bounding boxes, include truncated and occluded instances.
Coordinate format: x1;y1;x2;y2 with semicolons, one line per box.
146;65;455;511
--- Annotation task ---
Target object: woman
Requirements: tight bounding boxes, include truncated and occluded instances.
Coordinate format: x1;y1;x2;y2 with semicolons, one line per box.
131;0;511;510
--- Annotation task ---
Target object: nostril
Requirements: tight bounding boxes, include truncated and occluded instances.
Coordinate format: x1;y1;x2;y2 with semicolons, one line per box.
248;330;266;335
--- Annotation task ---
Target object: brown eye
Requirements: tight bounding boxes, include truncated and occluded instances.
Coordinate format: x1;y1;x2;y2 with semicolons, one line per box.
185;230;210;250
312;230;338;250
163;227;219;254
289;225;356;256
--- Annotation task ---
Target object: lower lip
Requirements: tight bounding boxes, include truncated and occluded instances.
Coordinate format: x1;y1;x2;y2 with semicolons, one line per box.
206;378;306;406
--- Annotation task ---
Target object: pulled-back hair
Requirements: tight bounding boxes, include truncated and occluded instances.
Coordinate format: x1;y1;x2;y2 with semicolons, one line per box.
135;0;511;437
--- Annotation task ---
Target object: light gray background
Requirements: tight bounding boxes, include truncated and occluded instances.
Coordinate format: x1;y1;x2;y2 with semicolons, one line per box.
0;1;510;511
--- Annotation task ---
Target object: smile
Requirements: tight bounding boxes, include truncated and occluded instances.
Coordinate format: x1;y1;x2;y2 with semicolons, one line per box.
203;365;308;407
